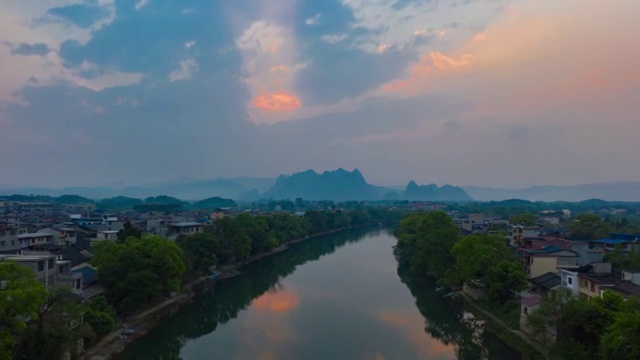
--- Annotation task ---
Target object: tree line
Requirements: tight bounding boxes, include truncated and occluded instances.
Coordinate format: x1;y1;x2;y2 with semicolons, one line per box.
394;211;527;306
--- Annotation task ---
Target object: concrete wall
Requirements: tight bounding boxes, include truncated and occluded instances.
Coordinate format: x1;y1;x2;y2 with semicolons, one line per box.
530;257;557;279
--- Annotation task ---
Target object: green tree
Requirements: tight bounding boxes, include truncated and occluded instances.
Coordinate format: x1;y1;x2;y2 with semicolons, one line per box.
448;234;513;284
211;217;252;263
83;295;117;339
92;235;185;313
600;309;640;360
0;262;48;359
568;213;613;240
510;213;537;226
483;260;526;305
177;232;220;275
17;290;92;360
235;214;278;255
394;211;459;277
117;221;142;242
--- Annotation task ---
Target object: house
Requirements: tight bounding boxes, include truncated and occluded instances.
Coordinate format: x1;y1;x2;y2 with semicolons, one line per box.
520;245;579;279
511;226;541;247
95;230;119;241
530;272;561;292
37;226;78;247
0;227;29;253
18;232;54;250
578;263;618;298
520;294;554;341
0;253;82;293
603;269;640;299
167;222;204;239
587;233;640;253
71;263;103;300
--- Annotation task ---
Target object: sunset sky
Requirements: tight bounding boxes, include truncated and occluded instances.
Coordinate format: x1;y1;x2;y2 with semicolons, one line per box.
1;0;639;188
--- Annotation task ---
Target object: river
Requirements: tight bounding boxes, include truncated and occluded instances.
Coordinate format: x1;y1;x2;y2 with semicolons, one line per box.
114;228;522;360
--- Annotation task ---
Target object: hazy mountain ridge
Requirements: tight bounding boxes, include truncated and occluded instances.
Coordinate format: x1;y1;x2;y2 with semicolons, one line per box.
0;169;473;202
4;172;635;202
464;181;640;202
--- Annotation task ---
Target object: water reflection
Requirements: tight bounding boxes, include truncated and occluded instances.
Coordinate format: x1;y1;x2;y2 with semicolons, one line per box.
396;265;521;359
114;228;371;360
115;229;521;360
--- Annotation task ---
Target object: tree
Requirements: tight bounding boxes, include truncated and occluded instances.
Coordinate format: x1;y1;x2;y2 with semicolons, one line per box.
177;232;220;275
117;221;141;242
235;214;278;255
211;217;252;263
510;213;537;226
83;295;116;339
92;235;185;313
0;262;48;359
395;211;460;277
600;310;640;360
448;234;513;285
483;260;526;305
568;213;613;240
17;290;92;360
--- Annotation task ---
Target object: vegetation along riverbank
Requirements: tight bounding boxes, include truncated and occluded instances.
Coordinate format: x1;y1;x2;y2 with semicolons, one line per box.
394;210;640;360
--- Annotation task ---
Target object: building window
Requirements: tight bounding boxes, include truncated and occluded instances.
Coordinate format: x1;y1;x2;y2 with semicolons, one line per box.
38;261;44;272
48;259;54;269
591;282;596;292
568;277;573;285
582;280;588;287
524;306;528;315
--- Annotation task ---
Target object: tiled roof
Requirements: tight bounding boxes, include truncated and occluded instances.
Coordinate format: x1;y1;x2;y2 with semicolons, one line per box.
579;273;619;285
610;281;640;297
522;294;542;307
530;272;561;290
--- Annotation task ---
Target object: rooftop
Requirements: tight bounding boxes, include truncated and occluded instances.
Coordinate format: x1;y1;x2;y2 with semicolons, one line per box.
609;281;640;297
169;222;202;227
522;294;543;307
579;273;620;285
530;272;561;290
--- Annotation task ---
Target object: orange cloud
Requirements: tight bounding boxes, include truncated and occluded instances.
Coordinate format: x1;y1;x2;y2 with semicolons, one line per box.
380;51;473;94
252;290;300;313
253;92;302;112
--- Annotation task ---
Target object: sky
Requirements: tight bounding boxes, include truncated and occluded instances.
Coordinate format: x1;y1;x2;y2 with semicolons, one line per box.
1;0;639;189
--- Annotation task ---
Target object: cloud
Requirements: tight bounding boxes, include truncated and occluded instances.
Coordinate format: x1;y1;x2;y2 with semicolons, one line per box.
168;59;198;82
253;93;302;112
321;34;347;44
305;13;322;25
235;19;305;124
46;3;111;29
184;40;196;49
11;42;51;56
135;0;150;11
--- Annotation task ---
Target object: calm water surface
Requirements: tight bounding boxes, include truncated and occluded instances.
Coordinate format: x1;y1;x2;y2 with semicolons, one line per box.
115;228;521;360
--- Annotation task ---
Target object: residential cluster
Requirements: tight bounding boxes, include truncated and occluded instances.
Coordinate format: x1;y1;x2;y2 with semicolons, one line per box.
516;230;640;339
0;200;237;301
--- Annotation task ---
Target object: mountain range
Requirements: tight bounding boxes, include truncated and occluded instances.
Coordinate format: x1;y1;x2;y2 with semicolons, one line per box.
1;170;638;202
463;182;640;202
0;169;471;202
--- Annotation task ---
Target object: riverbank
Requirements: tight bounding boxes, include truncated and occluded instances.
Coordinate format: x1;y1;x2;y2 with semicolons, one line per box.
457;291;551;360
82;224;377;359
